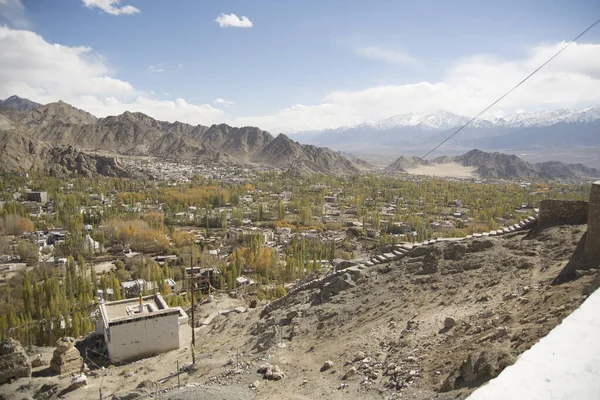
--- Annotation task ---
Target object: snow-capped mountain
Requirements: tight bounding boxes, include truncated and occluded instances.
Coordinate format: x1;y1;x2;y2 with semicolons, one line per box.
290;105;600;152
367;111;473;131
331;105;600;132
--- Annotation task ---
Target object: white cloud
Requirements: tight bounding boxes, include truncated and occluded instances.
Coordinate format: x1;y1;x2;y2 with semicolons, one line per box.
355;46;420;67
82;0;140;16
0;0;30;28
215;13;253;28
238;41;600;132
214;98;236;107
148;64;164;74
1;24;599;135
0;26;225;125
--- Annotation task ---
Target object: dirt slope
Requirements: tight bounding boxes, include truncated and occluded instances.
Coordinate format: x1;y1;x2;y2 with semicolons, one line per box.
189;223;596;400
1;224;597;400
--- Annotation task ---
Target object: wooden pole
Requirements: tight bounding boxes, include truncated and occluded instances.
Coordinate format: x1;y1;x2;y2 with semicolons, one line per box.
190;247;196;365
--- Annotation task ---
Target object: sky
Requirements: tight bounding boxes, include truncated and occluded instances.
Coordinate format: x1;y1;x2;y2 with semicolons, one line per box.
0;0;599;133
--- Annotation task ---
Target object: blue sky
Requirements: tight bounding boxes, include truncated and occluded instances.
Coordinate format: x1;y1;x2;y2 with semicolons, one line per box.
1;0;599;131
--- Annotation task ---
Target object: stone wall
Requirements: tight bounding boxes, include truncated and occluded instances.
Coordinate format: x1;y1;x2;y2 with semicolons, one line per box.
584;181;600;264
538;200;589;227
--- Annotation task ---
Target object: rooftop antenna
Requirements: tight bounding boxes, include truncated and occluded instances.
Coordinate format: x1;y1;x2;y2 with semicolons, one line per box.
138;281;144;312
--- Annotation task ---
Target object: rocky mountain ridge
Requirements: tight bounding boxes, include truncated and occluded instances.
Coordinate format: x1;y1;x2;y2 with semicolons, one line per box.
0;96;368;176
385;149;600;180
0;95;41;112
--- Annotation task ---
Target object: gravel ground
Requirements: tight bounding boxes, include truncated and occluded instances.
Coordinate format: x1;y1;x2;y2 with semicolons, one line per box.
160;385;256;400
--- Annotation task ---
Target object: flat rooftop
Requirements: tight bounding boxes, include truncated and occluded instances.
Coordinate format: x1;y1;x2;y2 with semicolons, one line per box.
102;294;172;320
99;293;188;326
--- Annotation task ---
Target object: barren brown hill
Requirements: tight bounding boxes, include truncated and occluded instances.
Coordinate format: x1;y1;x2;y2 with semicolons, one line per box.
254;134;364;175
0;97;369;176
384;155;428;172
386;149;599;180
184;224;596;400
0;129;129;177
0;95;41;112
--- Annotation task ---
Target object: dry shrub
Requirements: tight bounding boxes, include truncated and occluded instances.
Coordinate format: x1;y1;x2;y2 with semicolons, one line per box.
103;218;168;253
0;214;34;235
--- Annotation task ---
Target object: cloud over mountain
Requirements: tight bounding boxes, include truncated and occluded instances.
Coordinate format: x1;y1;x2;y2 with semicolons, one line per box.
0;26;226;125
241;41;600;132
0;23;599;134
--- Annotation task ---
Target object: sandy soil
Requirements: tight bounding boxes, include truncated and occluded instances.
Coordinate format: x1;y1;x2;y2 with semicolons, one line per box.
406;163;477;178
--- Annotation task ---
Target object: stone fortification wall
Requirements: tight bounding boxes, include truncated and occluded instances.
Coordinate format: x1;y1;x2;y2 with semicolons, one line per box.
584;181;600;263
538;200;588;227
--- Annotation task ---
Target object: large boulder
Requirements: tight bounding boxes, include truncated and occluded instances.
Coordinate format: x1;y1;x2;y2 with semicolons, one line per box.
0;338;32;384
444;243;467;261
320;273;356;301
440;350;514;392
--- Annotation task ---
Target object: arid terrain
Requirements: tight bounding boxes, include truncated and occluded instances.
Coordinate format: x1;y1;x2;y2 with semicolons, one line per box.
405;163;478;178
1;222;597;400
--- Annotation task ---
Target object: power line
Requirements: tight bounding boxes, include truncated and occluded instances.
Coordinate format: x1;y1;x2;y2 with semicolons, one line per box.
408;17;600;168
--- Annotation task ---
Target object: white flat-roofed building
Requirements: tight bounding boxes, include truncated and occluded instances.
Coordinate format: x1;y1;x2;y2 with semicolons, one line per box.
96;293;188;363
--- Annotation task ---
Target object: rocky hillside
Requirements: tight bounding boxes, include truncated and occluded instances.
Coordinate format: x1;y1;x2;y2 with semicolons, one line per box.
385;149;600;180
4;223;594;400
455;149;539;178
253;134;364;175
0;95;41;111
534;161;600;180
384;155;428;172
0;96;368;176
185;224;596;400
0;128;130;178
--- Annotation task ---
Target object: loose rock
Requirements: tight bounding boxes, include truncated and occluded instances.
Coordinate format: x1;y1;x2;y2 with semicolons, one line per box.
343;366;357;380
444;317;456;329
320;360;334;372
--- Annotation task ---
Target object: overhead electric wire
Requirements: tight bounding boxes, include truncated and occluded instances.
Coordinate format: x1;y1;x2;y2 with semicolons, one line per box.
408;17;600;168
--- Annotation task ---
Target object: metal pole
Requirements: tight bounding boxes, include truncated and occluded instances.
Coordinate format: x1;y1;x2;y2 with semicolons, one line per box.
177;360;180;388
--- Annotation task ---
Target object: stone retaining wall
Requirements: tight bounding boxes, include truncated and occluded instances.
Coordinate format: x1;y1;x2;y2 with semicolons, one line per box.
584;181;600;263
538;200;588;227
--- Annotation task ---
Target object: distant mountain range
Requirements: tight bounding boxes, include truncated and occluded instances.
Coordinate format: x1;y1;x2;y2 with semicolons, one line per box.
292;106;600;152
0;96;369;177
1;95;597;181
385;149;599;180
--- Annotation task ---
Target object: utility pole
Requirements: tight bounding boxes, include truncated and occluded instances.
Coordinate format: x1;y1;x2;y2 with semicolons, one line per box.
190;247;196;365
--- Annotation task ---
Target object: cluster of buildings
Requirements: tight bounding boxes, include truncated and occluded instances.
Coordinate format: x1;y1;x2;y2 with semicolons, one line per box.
119;159;257;185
